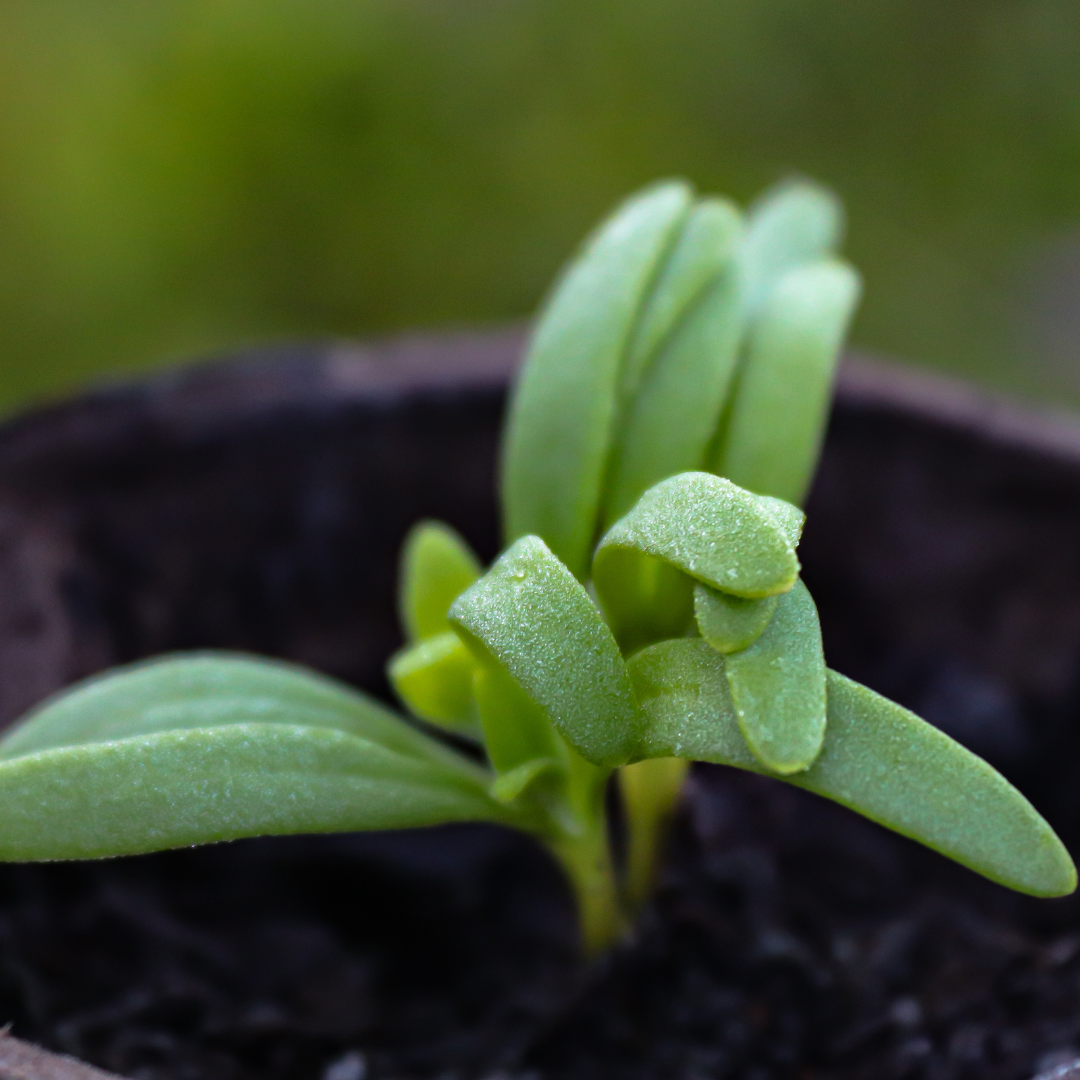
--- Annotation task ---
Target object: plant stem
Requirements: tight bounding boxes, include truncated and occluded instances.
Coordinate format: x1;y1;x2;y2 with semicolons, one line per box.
548;812;626;955
619;757;689;914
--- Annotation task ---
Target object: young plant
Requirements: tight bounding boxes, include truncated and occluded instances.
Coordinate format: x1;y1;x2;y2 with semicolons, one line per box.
0;179;1071;956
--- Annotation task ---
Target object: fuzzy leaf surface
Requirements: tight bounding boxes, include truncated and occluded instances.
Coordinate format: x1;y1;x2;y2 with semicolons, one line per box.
0;723;512;861
399;521;482;642
722;579;826;773
450;535;641;768
712;259;861;504
630;639;1076;898
0;653;459;768
501;181;693;580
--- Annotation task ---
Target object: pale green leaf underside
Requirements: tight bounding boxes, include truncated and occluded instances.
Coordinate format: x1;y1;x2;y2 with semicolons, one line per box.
0;653;463;771
0;724;514;861
722;579;826;774
388;632;481;738
501;181;693;580
630;639;1076;898
711;259;861;505
399;521;482;642
595;472;799;602
740;178;844;319
451;535;641;768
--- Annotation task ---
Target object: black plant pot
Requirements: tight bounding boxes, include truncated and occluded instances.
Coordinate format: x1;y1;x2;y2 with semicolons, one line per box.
0;332;1079;1080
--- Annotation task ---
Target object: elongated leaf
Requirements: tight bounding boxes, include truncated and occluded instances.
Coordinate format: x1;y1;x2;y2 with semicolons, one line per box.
450;535;641;768
596;472;798;598
399;521;482;642
722;579;826;773
501;181;693;580
740;179;844;319
388;632;480;737
617;198;742;409
694;585;779;654
603;262;745;528
0;724;515;861
0;653;459;769
711;260;861;504
630;639;1076;898
754;495;805;548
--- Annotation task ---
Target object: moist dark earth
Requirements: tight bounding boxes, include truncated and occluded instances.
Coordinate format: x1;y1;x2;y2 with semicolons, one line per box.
0;341;1079;1080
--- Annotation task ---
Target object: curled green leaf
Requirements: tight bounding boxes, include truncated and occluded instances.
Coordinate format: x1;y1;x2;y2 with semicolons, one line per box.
711;259;861;504
501;181;693;580
722;579;826;774
630;639;1076;899
388;632;481;738
451;535;642;768
400;521;482;642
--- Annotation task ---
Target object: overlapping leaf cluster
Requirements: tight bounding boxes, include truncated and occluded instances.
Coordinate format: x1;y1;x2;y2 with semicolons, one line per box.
0;179;1070;956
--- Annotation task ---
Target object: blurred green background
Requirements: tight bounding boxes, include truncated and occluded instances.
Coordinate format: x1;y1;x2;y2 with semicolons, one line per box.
2;0;1080;413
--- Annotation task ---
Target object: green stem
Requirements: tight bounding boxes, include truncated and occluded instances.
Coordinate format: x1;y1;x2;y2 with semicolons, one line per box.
548;811;626;955
620;757;689;914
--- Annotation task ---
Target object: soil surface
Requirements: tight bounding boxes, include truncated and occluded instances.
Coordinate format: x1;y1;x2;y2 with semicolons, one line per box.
0;338;1078;1080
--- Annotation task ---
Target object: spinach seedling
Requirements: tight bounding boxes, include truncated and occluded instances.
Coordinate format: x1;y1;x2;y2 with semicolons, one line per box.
0;179;1071;955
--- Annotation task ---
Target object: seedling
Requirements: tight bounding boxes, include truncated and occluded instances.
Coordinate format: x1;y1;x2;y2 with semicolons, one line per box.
0;179;1071;955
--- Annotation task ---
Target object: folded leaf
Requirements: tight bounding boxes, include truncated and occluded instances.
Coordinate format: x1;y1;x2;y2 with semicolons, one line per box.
388;632;481;738
597;469;797;595
501;181;693;580
694;585;779;654
451;535;642;768
0;724;514;861
711;259;861;504
630;639;1076;899
0;653;460;769
740;178;844;319
722;579;826;773
399;521;482;642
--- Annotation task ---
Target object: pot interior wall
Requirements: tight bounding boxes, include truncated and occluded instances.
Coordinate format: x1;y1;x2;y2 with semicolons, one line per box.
0;338;1078;1080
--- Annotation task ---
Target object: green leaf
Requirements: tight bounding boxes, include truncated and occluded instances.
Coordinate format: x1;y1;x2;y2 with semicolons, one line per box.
603;254;745;528
489;757;563;805
0;653;460;769
740;178;844;319
722;579;826;773
596;471;798;595
753;494;805;548
710;259;861;504
472;661;564;776
501;181;693;580
616;197;742;411
450;535;642;768
0;723;513;861
399;521;482;642
388;632;481;738
630;639;1077;899
694;585;779;654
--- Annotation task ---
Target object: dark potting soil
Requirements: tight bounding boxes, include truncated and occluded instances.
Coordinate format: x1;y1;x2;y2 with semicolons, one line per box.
0;337;1078;1080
